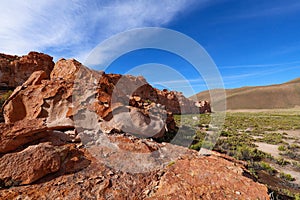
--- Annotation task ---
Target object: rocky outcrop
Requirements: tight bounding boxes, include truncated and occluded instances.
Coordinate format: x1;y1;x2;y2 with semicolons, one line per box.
150;153;269;199
0;56;269;199
2;59;179;137
0;118;269;199
156;89;211;114
0;52;54;89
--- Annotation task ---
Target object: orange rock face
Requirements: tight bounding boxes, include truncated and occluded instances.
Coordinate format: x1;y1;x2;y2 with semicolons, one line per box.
0;120;269;199
155;89;211;114
0;52;54;88
0;142;69;187
0;118;47;153
151;153;269;199
0;56;269;199
3;59;179;137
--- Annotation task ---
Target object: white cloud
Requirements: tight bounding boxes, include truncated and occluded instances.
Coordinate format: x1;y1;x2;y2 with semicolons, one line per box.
0;0;198;61
220;61;300;69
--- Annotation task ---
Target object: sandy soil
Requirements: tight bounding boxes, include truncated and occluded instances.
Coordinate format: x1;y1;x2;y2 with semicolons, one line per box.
280;168;300;185
254;142;280;158
280;130;300;139
255;141;300;185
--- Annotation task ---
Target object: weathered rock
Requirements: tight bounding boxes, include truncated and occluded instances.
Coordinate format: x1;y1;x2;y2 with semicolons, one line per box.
51;58;87;81
3;59;178;138
0;54;270;199
0;142;69;187
150;152;269;199
0;132;269;199
3;57;208;124
196;100;211;113
0;52;54;89
0;118;47;153
3;70;74;126
156;89;211;114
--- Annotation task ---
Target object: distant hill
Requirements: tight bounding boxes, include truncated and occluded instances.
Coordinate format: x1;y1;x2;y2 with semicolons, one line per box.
191;78;300;110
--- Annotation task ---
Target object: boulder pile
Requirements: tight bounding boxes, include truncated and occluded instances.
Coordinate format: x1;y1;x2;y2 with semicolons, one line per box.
0;52;269;199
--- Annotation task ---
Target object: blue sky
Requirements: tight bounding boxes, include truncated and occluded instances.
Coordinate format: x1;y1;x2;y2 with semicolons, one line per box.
0;0;300;96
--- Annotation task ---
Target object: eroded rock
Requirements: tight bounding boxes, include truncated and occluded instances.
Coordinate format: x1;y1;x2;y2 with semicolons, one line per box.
0;118;47;153
3;59;179;138
0;143;68;187
0;132;269;199
149;152;269;199
0;56;269;199
0;52;54;89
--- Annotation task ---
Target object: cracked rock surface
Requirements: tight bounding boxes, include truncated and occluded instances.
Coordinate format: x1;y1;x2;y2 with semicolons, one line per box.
0;53;269;199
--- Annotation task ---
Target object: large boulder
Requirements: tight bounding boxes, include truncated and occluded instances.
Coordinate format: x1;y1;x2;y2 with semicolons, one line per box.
0;118;47;153
3;58;178;138
2;57;212;135
0;143;69;187
0;52;54;89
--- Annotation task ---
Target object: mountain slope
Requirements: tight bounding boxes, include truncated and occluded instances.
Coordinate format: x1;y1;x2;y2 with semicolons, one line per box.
192;78;300;110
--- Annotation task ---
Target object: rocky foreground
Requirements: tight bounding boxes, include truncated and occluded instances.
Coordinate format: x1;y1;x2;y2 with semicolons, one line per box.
0;52;269;199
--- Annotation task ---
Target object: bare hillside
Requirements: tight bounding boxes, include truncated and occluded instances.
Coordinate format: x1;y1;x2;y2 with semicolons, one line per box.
192;78;300;110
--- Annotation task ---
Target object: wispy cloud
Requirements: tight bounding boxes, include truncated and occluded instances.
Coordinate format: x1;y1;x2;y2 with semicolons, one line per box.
0;0;199;61
221;65;300;83
215;1;300;24
240;2;300;19
220;61;300;69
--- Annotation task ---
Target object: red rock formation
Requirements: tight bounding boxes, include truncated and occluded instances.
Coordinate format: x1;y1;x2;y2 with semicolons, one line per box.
0;57;269;199
155;89;211;114
0;52;54;88
3;59;177;138
0;118;269;199
150;152;269;199
0;118;47;153
0;142;69;187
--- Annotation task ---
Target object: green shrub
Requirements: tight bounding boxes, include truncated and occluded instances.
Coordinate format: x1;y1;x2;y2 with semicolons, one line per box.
190;142;202;151
278;145;286;151
0;90;13;108
292;161;300;169
275;157;289;166
279;172;295;181
259;162;276;175
144;99;152;104
289;143;300;150
235;145;260;160
258;132;283;145
220;130;232;137
281;149;297;159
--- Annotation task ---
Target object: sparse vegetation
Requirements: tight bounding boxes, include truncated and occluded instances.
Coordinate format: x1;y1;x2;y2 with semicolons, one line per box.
0;90;13;122
292;161;300;170
275;157;290;166
0;90;12;108
257;132;284;145
173;110;300;198
279;172;295;181
259;161;276;175
278;145;287;151
280;149;298;159
289;143;300;150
